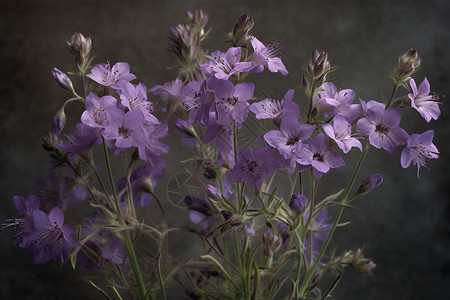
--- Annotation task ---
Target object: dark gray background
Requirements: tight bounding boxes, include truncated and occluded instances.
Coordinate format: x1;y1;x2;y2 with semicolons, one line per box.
1;0;449;299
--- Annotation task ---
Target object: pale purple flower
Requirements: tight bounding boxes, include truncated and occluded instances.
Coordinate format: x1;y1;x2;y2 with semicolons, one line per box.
187;80;216;126
297;133;345;174
199;47;254;80
207;77;254;125
401;130;439;178
81;93;118;129
357;106;408;154
26;207;78;264
313;83;357;119
408;78;440;122
87;62;136;90
264;114;315;160
103;108;147;149
247;37;288;75
231;146;280;191
323;115;362;153
120;82;158;124
250;89;299;124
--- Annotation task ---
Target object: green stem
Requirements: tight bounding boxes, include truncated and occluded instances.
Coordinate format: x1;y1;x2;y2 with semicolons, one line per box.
298;141;370;298
102;138;147;300
386;83;399;108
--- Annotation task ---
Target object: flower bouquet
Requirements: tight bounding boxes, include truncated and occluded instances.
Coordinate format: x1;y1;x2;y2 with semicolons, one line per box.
2;10;441;300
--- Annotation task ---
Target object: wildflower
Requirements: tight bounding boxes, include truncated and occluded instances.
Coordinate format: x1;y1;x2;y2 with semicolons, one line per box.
401;130;439;178
103;108;147;149
87;62;136;90
120;82;158;124
184;195;215;231
231;146;279;191
289;194;308;214
357;173;384;194
81;93;118;129
297;133;345;175
227;14;254;47
55;123;101;155
51;67;74;92
323;114;362;153
264;114;315;161
250;89;300;126
26;207;78;264
207;77;254;125
248;37;288;75
408;78;440;122
357;106;408;154
199;47;254;80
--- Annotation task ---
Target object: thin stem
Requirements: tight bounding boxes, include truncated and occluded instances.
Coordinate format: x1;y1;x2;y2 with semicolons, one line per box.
298;141;370;298
386;83;399;108
101;138;147;300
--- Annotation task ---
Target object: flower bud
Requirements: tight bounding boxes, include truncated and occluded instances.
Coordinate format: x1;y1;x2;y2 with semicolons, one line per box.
67;33;92;68
52;68;74;92
227;14;254;47
392;48;421;84
174;118;197;137
289;194;308;214
52;108;66;136
307;50;331;81
357;173;383;195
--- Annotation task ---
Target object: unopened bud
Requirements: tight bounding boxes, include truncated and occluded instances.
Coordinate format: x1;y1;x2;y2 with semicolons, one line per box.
52;108;66;136
289;194;308;214
227;14;254;47
392;48;421;84
52;68;73;92
174;118;197;137
357;173;383;195
351;248;376;276
307;49;331;81
67;32;92;68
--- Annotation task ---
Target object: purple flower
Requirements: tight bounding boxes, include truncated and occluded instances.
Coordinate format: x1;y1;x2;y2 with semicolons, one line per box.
87;62;136;90
200;47;254;80
81;93;118;129
187;80;216;126
313;83;358;120
323;115;362;153
103;108;147;149
408;78;440;122
2;195;40;248
247;37;288;75
184;195;214;231
26;207;78;264
357;106;408;154
34;172;68;211
231;146;280;191
56;123;101;154
401;130;439;178
264;114;315;161
120;82;158;124
207;77;254;125
250;89;300;125
138;122;170;162
297;133;345;175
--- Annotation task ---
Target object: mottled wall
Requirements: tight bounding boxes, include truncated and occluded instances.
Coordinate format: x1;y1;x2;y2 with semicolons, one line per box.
1;0;449;299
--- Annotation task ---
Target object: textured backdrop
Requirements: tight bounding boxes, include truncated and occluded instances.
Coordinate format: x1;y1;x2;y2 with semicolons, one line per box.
1;0;449;299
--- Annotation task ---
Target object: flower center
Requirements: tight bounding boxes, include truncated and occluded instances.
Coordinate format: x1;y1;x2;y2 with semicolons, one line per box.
118;126;131;138
313;153;324;162
375;124;389;135
286;137;299;146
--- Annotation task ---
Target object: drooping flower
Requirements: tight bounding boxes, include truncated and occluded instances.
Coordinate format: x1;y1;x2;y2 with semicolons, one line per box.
296;133;345;175
56;123;101;154
408;78;440;122
401;130;439;178
184;195;215;231
247;37;288;75
199;47;254;80
81;93;118;129
250;89;300;126
26;207;78;264
120;82;158;124
322;114;362;153
87;62;136;90
231;146;280;191
357;106;408;154
264;114;315;161
102;108;147;149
